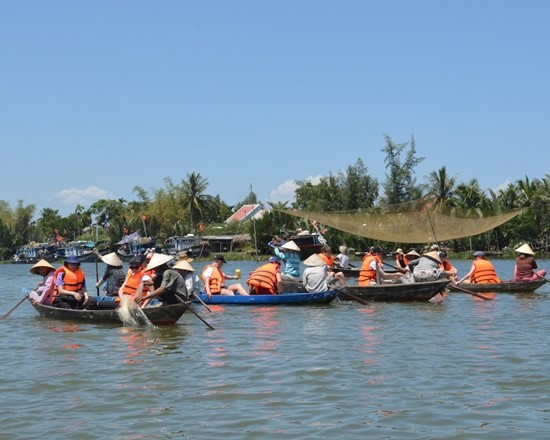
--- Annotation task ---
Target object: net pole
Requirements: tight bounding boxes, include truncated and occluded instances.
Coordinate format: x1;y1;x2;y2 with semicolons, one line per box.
424;201;438;243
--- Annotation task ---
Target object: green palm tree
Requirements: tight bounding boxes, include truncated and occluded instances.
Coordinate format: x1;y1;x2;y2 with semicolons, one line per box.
424;166;457;206
182;172;211;230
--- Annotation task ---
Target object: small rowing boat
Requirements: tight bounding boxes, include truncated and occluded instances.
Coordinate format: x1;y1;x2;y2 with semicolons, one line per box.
340;279;450;302
448;279;546;293
30;300;189;325
194;289;339;305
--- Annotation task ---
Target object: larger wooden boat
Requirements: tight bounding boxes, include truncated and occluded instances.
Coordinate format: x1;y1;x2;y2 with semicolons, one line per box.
448;279;546;293
340;279;450;302
30;300;189;325
194;289;339;305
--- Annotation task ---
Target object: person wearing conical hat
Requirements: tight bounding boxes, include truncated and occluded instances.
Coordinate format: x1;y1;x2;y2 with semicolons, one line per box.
302;253;330;293
95;252;125;297
28;259;56;305
172;259;202;297
272;240;301;282
410;250;444;282
514;244;547;282
336;245;351;270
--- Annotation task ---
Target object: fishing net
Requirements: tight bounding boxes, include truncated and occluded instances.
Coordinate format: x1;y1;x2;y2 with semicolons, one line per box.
279;199;525;243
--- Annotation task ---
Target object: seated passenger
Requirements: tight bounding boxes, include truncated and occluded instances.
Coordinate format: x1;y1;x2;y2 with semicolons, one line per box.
318;245;346;286
458;251;500;284
272;240;301;282
358;246;401;286
28;259;56;305
302;254;330;293
410;251;444;282
95;252;125;297
53;256;96;309
438;251;458;283
201;255;249;300
514;243;547;282
247;256;283;295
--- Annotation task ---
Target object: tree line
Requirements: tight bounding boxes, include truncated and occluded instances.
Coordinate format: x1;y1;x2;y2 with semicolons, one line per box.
1;135;549;259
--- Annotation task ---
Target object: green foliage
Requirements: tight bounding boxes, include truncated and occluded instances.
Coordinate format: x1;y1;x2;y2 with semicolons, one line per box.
380;134;425;205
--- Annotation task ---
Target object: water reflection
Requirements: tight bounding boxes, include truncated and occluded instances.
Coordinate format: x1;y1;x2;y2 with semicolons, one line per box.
250;307;280;354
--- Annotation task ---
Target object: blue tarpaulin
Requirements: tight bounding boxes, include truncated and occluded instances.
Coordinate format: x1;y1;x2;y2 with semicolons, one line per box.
116;231;141;245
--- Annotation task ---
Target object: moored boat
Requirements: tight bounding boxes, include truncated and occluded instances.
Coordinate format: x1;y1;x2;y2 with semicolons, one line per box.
448;279;546;293
340;279;450;302
194;289;339;305
30;300;189;325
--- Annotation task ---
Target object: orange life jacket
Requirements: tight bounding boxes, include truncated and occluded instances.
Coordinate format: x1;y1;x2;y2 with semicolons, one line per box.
358;255;382;286
201;264;225;294
122;269;145;297
247;262;279;294
53;266;85;297
318;253;334;267
471;259;500;284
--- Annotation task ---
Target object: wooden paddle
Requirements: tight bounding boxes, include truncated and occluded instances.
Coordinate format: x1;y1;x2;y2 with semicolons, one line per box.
192;291;212;313
338;289;371;306
175;294;215;330
0;294;30;320
451;283;494;301
94;253;100;295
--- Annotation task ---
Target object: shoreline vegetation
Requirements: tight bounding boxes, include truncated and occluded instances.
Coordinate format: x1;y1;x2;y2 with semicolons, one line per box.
2;138;549;261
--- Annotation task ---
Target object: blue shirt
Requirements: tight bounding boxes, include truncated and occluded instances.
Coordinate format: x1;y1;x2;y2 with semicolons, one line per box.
274;247;301;277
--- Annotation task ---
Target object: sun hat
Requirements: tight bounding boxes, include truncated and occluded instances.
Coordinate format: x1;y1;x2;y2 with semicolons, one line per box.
172;260;195;272
146;253;174;271
371;246;383;254
394;248;404;254
29;259;54;275
406;249;420;257
176;251;194;262
213;254;227;263
101;252;123;267
473;251;485;258
268;256;280;264
64;256;80;265
339;245;348;254
281;241;300;252
424;251;441;262
303;254;326;267
430;244;440;251
515;243;535;255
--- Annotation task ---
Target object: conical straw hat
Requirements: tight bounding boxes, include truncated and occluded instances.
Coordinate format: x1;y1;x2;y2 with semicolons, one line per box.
303;254;326;267
281;240;300;252
515;243;535;255
146;253;174;271
29;259;54;275
423;251;441;262
101;252;123;267
406;249;420;257
172;260;194;272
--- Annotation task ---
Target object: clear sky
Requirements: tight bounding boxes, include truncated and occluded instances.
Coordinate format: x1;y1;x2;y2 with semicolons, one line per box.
1;0;549;217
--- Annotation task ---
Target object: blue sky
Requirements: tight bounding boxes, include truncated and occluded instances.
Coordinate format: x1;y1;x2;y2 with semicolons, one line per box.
1;0;549;217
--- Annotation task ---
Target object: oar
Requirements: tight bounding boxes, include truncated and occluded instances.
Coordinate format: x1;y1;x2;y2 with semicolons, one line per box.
94;254;100;295
192;291;212;313
1;294;30;320
338;289;371;306
450;284;494;301
175;294;215;330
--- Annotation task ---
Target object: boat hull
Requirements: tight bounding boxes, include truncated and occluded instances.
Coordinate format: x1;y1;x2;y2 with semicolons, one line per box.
30;301;189;325
448;279;546;293
195;290;339;305
341;279;450;302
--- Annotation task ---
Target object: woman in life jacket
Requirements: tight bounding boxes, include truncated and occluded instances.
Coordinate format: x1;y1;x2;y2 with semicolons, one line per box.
53;256;96;309
458;251;500;284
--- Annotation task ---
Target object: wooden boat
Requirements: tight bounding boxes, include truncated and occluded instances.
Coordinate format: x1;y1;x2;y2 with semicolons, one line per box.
194;289;339;305
30;300;189;325
448;279;546;293
340;279;450;302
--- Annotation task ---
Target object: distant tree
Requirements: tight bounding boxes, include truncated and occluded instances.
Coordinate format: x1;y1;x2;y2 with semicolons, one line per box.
182;172;212;230
380;134;425;205
339;158;379;210
424;166;457;205
13;200;36;245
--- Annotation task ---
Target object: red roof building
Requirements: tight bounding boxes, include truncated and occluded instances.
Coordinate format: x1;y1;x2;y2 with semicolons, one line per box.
225;204;264;223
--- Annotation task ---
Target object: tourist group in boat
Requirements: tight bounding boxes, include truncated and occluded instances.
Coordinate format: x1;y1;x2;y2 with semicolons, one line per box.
26;236;547;313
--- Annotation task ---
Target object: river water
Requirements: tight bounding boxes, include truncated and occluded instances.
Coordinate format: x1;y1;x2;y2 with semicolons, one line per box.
1;259;549;439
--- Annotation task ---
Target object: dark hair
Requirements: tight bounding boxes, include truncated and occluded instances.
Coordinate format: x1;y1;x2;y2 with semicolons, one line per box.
439;251;447;258
371;246;383;254
320;245;331;253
